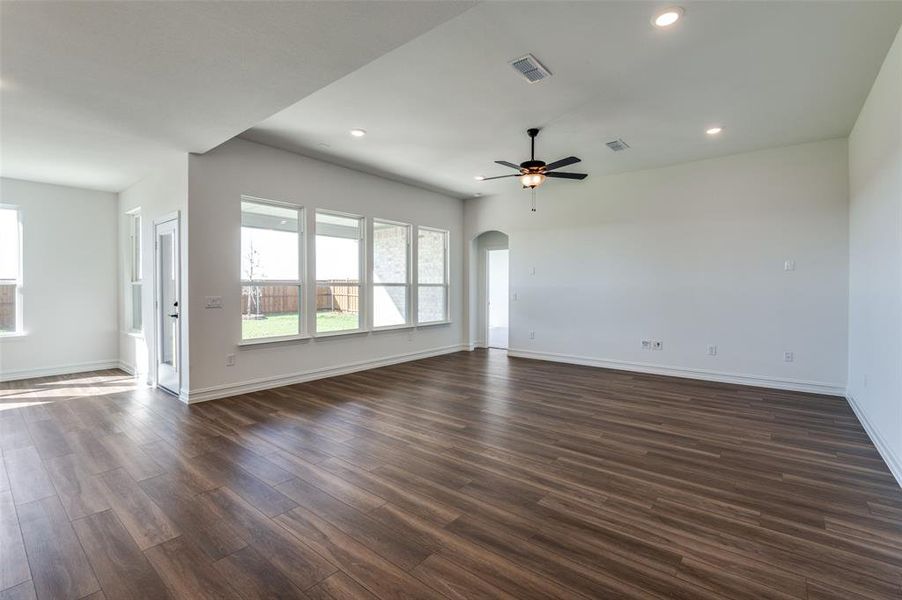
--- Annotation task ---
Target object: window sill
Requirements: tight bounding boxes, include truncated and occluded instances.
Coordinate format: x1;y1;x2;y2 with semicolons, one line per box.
313;329;369;339
0;331;27;341
238;334;311;347
417;320;452;327
371;323;415;333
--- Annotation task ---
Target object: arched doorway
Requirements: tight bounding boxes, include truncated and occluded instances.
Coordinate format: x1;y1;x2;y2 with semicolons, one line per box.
473;230;509;349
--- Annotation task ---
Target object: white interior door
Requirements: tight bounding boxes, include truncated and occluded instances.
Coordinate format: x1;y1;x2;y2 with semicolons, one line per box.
155;217;180;394
487;248;509;349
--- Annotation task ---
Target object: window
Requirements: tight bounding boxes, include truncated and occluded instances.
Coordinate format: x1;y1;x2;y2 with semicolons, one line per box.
128;211;143;332
417;227;449;323
0;207;21;334
240;199;303;341
372;220;410;328
315;211;363;333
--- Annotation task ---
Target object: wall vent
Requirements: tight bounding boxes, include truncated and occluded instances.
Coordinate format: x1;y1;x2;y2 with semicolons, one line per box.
509;54;551;83
606;138;630;152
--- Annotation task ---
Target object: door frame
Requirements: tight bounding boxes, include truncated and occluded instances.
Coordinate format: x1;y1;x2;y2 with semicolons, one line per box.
483;245;509;350
153;211;181;395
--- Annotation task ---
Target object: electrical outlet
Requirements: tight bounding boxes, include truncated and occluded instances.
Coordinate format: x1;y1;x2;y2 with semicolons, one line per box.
529;331;535;340
652;340;663;351
783;351;794;363
641;340;652;350
205;296;223;309
226;354;235;366
512;292;518;301
707;345;717;356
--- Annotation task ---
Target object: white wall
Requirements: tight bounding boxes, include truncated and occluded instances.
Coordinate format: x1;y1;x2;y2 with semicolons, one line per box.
186;138;465;401
847;26;902;483
0;178;118;380
118;156;189;393
465;139;850;394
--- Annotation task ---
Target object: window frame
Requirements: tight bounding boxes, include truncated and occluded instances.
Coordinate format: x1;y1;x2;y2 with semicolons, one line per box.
313;209;366;337
370;218;412;330
239;196;306;344
415;226;450;325
0;204;23;337
127;209;143;334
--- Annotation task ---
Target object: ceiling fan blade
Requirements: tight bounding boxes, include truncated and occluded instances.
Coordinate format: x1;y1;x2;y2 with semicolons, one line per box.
494;160;522;170
545;171;588;180
480;174;521;181
545;156;581;171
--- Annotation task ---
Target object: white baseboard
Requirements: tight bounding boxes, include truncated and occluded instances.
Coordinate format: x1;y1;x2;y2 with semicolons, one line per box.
117;360;136;375
846;392;902;489
184;343;470;404
0;359;121;382
507;349;846;396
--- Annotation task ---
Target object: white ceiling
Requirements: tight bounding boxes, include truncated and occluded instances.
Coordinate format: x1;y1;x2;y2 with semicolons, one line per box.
242;1;902;199
0;1;473;191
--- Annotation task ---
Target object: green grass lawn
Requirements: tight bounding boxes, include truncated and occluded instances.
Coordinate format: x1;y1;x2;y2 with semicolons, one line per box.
315;311;360;332
241;311;359;339
242;313;298;339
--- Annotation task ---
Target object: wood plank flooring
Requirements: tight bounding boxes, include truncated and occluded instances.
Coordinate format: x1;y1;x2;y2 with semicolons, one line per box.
1;350;901;599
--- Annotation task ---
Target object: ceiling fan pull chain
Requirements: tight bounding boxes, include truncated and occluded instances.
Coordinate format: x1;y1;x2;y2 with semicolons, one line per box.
531;189;537;212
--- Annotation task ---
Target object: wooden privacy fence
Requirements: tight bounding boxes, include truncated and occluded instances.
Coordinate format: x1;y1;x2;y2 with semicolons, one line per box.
316;282;359;314
241;281;358;316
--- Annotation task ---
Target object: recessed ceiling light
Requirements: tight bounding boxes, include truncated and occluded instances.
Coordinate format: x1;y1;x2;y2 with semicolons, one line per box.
474;175;485;181
706;126;723;135
349;129;366;137
652;6;683;28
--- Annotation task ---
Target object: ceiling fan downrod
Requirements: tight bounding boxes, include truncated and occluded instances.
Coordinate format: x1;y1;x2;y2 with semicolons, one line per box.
528;128;539;161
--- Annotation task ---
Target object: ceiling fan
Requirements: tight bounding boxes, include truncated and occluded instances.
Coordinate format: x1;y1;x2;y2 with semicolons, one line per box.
481;128;588;189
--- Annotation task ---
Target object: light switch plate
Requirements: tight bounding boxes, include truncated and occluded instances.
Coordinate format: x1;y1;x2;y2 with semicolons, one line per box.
205;296;223;309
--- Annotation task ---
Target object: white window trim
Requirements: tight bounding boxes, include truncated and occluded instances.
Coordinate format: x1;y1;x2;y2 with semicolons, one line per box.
126;209;143;334
240;196;306;342
370;218;412;330
129;210;142;282
313;209;366;337
238;333;311;347
416;226;450;325
0;204;24;337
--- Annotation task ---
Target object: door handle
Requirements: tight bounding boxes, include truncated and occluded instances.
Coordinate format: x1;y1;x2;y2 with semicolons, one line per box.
169;313;179;318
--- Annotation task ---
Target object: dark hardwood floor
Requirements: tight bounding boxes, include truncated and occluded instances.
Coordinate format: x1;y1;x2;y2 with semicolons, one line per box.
1;349;901;599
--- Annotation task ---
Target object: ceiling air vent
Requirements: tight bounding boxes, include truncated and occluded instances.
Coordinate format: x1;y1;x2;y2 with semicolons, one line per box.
510;54;551;83
606;138;630;152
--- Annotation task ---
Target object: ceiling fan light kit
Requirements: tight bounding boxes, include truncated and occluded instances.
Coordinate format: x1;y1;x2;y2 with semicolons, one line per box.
521;173;545;188
481;128;588;194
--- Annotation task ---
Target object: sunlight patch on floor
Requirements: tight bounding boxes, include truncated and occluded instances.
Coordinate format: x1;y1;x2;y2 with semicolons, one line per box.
0;400;52;412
